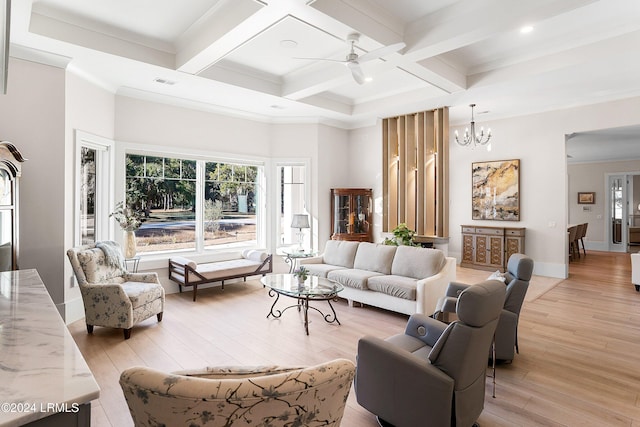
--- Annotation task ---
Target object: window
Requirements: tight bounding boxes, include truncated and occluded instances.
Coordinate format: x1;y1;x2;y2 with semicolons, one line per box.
125;152;263;254
276;163;308;250
204;162;258;249
75;131;113;246
80;147;96;244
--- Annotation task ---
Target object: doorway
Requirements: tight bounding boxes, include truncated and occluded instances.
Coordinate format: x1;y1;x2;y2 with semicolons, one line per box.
605;173;640;252
566;125;640;254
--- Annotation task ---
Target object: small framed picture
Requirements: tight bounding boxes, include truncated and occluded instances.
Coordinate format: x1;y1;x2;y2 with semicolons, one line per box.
578;192;595;204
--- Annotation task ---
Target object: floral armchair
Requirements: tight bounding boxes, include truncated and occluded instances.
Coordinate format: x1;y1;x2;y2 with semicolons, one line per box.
67;242;165;339
119;359;356;426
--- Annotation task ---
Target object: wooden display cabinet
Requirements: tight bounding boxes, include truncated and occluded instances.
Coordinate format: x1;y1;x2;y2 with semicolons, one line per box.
331;188;372;242
0;142;25;271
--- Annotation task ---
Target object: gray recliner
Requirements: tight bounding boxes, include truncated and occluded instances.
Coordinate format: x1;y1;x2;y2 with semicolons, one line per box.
355;280;506;427
435;253;534;362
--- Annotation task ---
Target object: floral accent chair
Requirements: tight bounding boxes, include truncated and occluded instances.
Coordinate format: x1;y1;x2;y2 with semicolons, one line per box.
119;358;356;426
67;242;165;339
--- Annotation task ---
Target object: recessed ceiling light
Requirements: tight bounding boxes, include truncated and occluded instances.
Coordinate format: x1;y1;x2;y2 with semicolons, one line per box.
280;40;298;49
364;77;373;83
520;25;534;34
153;77;176;85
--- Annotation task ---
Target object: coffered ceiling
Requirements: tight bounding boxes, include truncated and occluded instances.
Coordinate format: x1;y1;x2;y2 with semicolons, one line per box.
8;0;640;132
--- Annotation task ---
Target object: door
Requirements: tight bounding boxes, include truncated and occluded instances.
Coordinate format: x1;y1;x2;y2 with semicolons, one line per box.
608;175;626;252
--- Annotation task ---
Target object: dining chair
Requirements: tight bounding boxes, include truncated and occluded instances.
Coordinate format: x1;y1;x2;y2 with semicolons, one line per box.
578;222;588;256
568;225;579;261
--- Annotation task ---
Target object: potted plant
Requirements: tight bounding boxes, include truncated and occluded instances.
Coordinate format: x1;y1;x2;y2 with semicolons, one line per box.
110;201;143;258
293;266;309;286
383;223;418;246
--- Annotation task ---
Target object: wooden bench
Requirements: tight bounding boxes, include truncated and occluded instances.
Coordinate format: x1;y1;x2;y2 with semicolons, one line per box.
168;250;272;301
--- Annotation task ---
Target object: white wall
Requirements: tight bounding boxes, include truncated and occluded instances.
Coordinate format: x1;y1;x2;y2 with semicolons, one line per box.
0;58;66;305
317;124;350;248
114;96;272;157
348;97;640;278
348;122;383;242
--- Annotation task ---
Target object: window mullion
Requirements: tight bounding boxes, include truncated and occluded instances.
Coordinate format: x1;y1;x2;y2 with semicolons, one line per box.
195;160;205;252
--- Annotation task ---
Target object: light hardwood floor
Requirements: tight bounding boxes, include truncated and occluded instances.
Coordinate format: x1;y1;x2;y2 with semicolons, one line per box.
69;251;640;427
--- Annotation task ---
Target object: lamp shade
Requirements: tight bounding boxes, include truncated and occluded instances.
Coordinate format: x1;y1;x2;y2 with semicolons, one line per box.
291;214;310;229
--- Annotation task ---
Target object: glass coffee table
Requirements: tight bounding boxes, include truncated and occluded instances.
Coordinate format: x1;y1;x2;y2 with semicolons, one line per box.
261;274;343;335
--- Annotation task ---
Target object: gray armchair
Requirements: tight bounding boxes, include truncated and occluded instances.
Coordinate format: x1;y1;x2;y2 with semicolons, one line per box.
67;242;165;339
435;253;534;362
355;280;506;427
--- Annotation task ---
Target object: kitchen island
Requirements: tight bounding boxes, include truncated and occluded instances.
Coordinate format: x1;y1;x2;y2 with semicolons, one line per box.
0;269;99;426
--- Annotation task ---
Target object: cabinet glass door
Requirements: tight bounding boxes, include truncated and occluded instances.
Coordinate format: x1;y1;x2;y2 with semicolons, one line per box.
0;170;14;271
334;194;350;234
353;194;370;234
0;209;12;271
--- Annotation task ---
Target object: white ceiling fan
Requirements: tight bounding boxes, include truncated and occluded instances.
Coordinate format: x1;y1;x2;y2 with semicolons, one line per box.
296;33;406;84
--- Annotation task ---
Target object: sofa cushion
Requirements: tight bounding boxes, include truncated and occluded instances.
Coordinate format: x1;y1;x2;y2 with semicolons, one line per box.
353;243;397;275
328;269;384;290
390;246;446;279
304;264;345;278
367;275;418;301
122;281;164;309
323;240;360;268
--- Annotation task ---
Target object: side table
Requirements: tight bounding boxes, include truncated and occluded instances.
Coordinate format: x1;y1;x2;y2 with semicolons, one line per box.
281;249;317;273
125;256;140;273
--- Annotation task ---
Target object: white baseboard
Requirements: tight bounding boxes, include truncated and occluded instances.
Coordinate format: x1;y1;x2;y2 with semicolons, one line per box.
58;297;85;325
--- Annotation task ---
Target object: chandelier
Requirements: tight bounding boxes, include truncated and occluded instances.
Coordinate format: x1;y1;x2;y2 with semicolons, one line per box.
455;104;491;147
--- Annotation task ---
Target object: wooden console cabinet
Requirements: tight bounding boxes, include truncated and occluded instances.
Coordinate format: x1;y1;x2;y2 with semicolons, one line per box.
331;188;372;242
461;225;525;272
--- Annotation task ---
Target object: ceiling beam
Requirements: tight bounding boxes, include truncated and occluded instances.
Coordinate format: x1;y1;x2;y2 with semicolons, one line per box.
176;0;271;74
403;0;599;61
309;0;404;47
28;12;175;69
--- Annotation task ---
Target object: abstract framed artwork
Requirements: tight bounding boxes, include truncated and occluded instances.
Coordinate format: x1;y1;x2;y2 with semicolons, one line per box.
472;159;520;221
577;192;595;204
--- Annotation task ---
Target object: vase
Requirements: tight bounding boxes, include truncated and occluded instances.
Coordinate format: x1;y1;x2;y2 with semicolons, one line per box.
297;276;306;289
123;230;137;259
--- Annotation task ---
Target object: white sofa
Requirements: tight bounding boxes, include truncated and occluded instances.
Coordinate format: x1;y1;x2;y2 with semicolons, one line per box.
299;241;456;315
632;253;640;292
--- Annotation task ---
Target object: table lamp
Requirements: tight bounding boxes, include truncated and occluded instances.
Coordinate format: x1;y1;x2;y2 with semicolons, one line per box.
291;214;310;251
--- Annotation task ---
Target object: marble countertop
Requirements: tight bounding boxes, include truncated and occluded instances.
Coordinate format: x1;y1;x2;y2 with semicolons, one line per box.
0;269;100;426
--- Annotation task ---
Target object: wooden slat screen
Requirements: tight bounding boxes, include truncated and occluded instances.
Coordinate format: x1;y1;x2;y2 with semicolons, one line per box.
382;107;449;238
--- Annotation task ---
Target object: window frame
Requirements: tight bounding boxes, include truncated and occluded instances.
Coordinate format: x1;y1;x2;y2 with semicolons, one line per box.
121;144;267;257
274;158;312;253
74;130;114;246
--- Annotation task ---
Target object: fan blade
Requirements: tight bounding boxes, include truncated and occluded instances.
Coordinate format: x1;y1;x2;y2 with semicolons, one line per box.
293;56;346;63
358;42;406;63
347;62;365;85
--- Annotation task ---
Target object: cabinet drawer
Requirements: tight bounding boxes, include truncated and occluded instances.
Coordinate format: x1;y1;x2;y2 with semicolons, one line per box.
475;227;504;236
462;226;475;233
505;228;525;237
